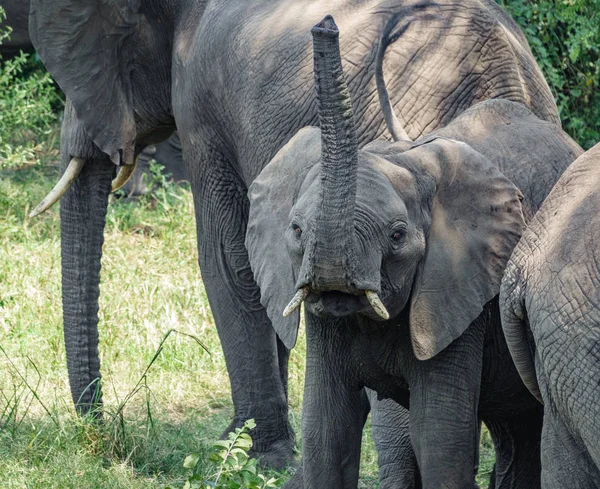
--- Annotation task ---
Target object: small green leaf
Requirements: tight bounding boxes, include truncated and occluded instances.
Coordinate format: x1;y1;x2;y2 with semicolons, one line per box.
213;440;232;449
184;453;201;469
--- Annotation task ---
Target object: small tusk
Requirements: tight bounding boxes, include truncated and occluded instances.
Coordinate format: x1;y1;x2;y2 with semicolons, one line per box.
111;159;138;192
365;290;390;320
283;286;310;317
29;157;86;218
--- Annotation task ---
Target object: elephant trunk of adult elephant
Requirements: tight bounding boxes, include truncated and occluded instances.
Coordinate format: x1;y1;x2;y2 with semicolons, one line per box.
60;153;114;415
309;16;359;292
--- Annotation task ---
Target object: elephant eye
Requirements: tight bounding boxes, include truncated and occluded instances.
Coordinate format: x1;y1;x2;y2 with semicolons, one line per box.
292;223;302;236
391;230;404;242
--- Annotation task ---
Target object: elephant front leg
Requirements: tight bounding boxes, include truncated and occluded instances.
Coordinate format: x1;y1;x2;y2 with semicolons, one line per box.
408;321;485;489
540;404;600;488
293;315;369;489
187;145;293;470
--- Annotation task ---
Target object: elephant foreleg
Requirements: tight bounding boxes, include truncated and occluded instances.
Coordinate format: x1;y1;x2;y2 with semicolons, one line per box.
408;320;485;489
186;143;294;470
540;405;600;489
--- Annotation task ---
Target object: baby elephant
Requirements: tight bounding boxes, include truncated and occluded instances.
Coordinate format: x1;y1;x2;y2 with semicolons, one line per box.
248;15;582;489
501;143;600;488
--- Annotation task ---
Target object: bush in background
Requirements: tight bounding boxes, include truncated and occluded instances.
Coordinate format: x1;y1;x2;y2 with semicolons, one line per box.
499;0;600;149
0;6;62;170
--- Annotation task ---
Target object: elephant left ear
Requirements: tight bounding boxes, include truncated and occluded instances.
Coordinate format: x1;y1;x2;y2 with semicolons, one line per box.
246;127;321;349
407;138;526;360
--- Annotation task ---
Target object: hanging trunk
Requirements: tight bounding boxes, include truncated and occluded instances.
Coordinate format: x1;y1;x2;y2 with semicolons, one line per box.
60;154;113;415
310;16;359;291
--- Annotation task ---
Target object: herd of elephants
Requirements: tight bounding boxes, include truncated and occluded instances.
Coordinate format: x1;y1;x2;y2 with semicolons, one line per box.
3;0;600;488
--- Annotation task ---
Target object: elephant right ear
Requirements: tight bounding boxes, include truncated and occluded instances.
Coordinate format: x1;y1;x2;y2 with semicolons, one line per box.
29;0;140;165
246;127;322;349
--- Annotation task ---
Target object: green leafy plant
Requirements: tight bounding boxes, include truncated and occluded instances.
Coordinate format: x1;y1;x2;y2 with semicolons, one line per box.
0;7;12;45
0;7;62;169
499;0;600;149
172;419;282;489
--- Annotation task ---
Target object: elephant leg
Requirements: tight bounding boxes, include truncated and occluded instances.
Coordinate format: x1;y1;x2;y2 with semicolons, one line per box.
408;320;485;489
540;406;600;489
289;314;368;489
368;390;421;489
484;409;542;489
154;131;187;182
186;147;293;470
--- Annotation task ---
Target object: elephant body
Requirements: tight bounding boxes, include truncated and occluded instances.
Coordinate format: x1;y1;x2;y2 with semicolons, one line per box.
29;0;564;479
501;143;600;488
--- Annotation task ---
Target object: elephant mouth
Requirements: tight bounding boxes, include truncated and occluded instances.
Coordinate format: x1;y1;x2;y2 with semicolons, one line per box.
305;291;366;318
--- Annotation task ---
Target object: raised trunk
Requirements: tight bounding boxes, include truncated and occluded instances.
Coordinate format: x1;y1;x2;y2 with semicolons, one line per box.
310;16;358;291
60;153;113;415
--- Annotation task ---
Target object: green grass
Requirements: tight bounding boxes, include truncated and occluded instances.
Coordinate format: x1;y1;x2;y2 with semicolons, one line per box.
0;132;495;488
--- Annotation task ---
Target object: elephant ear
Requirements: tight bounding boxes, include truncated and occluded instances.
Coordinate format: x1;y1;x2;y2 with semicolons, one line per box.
246;127;322;349
407;138;525;360
29;0;140;165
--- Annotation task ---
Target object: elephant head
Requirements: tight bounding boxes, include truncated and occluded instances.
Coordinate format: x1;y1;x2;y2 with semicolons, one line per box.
246;16;525;360
27;0;179;216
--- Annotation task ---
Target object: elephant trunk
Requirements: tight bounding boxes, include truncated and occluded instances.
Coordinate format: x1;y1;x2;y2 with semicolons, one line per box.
60;152;114;416
309;16;359;291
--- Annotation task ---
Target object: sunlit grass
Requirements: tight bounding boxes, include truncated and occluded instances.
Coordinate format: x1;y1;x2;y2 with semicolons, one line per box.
0;146;494;487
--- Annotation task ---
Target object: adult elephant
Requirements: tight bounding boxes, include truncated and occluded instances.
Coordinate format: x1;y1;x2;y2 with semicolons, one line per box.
29;0;561;471
0;0;186;195
501;143;600;488
246;16;582;487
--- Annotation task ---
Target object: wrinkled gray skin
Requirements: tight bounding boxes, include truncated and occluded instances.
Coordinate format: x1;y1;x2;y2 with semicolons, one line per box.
0;0;186;195
30;0;562;474
501;143;600;488
246;17;583;488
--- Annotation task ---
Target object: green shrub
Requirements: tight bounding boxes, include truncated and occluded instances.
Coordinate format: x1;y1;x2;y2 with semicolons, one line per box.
499;0;600;149
172;420;283;489
0;6;63;169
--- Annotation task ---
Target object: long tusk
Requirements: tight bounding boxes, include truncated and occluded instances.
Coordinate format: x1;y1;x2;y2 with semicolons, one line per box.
111;159;138;192
29;157;86;218
365;290;390;320
283;286;310;317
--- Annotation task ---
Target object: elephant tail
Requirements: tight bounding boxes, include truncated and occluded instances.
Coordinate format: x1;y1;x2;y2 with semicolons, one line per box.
500;259;543;403
375;3;439;142
375;13;411;142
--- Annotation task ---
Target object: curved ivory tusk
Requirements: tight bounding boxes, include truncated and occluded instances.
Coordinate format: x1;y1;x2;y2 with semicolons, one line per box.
365;290;390;320
29;157;86;218
111;159;138;192
283;286;310;317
